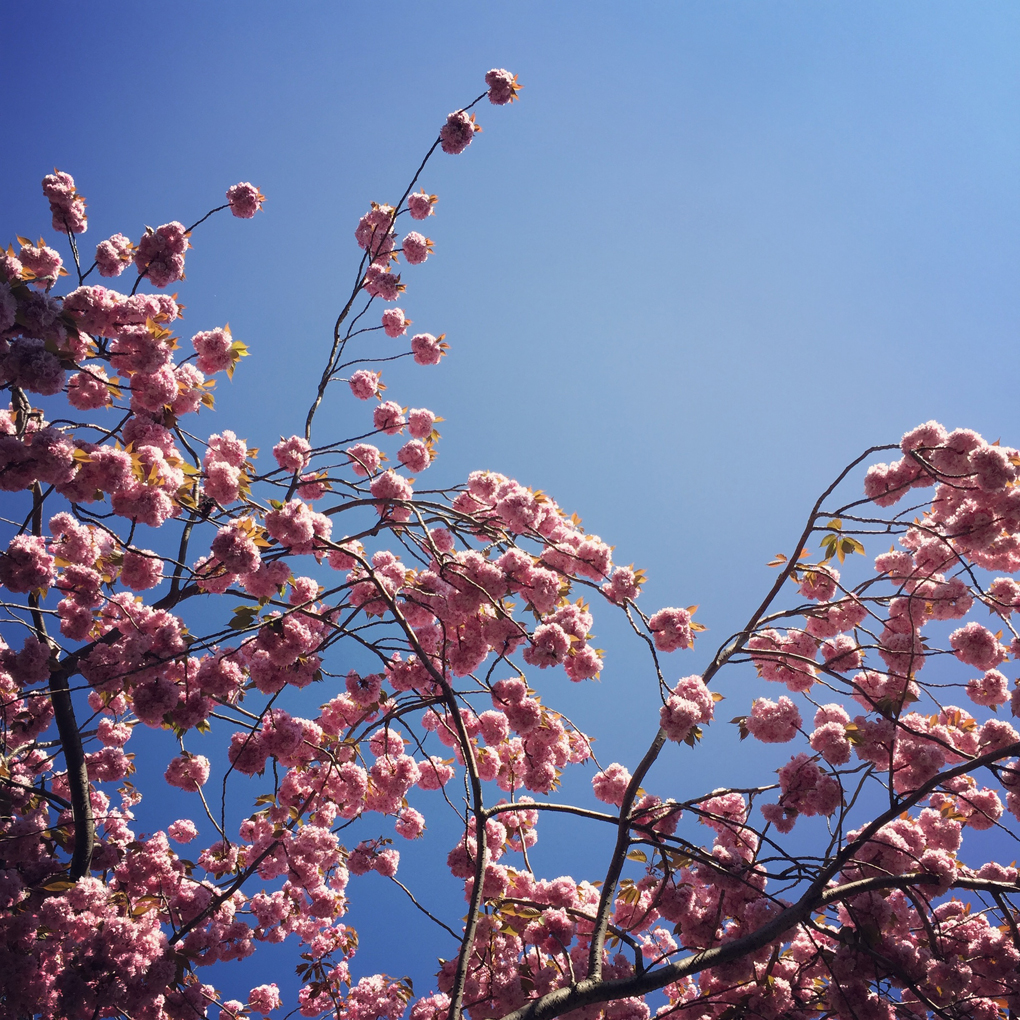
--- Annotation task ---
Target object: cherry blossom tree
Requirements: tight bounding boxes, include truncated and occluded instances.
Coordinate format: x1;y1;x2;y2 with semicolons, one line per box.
3;68;1020;1020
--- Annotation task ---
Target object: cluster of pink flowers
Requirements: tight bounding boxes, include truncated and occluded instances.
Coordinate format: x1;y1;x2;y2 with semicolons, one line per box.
42;170;88;234
134;221;188;288
227;181;265;219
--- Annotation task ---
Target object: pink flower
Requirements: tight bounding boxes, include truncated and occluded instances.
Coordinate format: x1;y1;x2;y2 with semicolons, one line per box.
363;264;404;301
602;566;643;605
205;429;248;468
1;338;65;396
440;110;479;155
42;169;88;233
485;68;521;105
211;521;261;574
134;221;188;288
273;435;312;472
950;622;1008;671
349;369;381;400
407;191;436;220
164;753;211;791
19;242;64;286
395;807;425;839
248;983;282;1015
373;400;406;435
410;332;445;365
592;763;632;806
402;232;431;265
648;607;693;652
227;181;264;218
95;233;133;277
192;326;235;374
346;443;382;477
265;499;332;555
820;634;862;673
659;675;714;743
0;535;55;593
370;470;413;514
119;549;163;591
398;439;431;473
355;203;396;260
967;669;1010;708
382;307;409;337
297;473;329;500
746;696;801;743
167;819;198;843
799;566;839;602
564;644;603;681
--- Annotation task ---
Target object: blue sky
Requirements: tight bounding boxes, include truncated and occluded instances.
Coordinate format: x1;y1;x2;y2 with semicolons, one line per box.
4;0;1020;1007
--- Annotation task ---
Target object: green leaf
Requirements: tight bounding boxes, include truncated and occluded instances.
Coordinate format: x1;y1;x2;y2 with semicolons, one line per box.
228;605;260;631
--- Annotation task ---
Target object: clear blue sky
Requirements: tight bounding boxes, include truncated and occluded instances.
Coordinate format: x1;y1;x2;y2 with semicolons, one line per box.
4;0;1019;1006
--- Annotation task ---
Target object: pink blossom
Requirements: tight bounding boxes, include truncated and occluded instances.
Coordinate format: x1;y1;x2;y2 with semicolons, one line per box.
950;621;1008;671
373;400;406;434
602;566;643;605
364;263;404;301
206;429;248;467
42;169;88;233
648;607;693;652
407;191;436;220
349;369;381;400
370;470;413;515
346;443;383;477
249;983;282;1015
564;644;603;681
810;721;852;765
746;696;802;743
402;232;431;264
95;233;133;276
901;420;948;453
395;807;425;839
410;332;445;366
273;434;312;472
398;439;431;473
66;367;114;410
987;576;1020;616
119;549;163;591
297;473;329;500
265;499;332;555
19;242;63;286
486;68;521;105
355;203;396;259
1;338;65;396
164;753;211;791
592;763;632;806
211;521;261;574
967;669;1010;708
0;535;55;593
440;110;479;155
134;221;188;288
408;407;437;439
799;566;839;602
168;819;198;843
192;326;235;374
227;181;264;218
228;731;269;774
659;675;714;743
820;634;862;673
382;307;409;337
